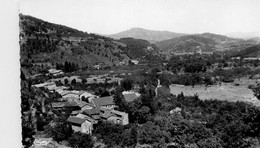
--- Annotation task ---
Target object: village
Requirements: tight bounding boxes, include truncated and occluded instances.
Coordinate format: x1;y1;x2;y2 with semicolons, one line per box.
31;68;142;136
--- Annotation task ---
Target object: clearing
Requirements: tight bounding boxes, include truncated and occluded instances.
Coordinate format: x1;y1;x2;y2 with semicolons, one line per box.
170;78;260;106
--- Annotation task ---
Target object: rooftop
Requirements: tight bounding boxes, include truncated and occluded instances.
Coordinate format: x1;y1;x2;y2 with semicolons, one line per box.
123;93;139;102
92;96;115;107
67;116;86;125
51;102;67;108
83;108;100;116
48;69;63;74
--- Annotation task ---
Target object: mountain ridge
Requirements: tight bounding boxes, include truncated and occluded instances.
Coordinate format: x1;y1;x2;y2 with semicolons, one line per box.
155;33;258;54
106;28;186;43
226;32;260;39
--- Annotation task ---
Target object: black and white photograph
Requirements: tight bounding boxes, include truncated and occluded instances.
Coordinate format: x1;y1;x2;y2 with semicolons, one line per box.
16;0;260;147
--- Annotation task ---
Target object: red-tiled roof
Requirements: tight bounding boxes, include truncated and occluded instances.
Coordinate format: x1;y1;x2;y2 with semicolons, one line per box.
67;116;86;124
92;96;115;107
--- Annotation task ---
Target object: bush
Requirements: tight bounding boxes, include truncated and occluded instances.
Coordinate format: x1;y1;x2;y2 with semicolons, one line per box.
68;132;94;148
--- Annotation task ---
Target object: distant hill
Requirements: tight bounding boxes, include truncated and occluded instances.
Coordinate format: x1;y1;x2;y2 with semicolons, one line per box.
19;14;162;75
106;28;186;43
230;44;260;58
226;32;260;40
247;37;260;43
117;38;162;62
155;33;258;54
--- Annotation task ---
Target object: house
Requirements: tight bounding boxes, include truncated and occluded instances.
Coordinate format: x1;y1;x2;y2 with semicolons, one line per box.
83;108;101;120
67;116;93;134
54;86;68;93
110;109;129;125
29;73;43;79
48;69;64;76
72;99;90;110
51;102;67;109
123;93;139;102
81;103;94;110
67;107;129;134
100;108;129;125
122;91;140;102
78;91;97;101
131;60;139;65
60;91;80;99
91;96;116;109
58;90;70;96
32;82;56;88
71;110;81;116
51;101;81;111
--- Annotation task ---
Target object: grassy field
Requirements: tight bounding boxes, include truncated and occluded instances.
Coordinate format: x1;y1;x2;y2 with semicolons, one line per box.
170;78;260;106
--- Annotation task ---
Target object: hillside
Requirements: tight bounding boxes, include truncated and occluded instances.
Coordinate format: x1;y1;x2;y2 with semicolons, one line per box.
155;33;257;54
117;38;162;62
248;37;260;43
231;44;260;58
106;28;186;43
19;14;162;75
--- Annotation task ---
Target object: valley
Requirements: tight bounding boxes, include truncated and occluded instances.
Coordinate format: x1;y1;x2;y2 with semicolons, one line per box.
19;14;260;148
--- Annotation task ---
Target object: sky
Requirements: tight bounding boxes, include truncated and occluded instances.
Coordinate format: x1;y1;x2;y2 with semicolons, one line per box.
19;0;260;35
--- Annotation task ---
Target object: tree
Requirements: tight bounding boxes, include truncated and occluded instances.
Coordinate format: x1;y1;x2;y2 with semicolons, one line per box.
136;106;151;124
113;88;128;112
46;121;72;142
138;121;170;145
121;78;133;91
71;78;77;85
22;115;35;148
82;79;87;84
93;122;125;146
81;96;89;102
64;78;69;85
122;125;138;147
68;132;94;148
21;70;26;80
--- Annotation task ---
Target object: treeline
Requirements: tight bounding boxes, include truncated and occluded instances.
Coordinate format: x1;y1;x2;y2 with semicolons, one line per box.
56;61;79;72
167;54;214;73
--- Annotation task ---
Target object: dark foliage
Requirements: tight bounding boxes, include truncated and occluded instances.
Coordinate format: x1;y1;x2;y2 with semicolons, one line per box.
68;132;94;148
